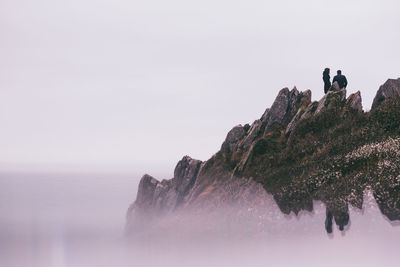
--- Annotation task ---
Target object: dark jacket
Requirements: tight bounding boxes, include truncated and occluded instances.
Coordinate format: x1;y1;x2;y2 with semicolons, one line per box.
333;74;348;89
323;71;331;94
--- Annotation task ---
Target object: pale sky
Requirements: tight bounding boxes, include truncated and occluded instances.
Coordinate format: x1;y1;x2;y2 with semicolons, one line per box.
1;0;399;177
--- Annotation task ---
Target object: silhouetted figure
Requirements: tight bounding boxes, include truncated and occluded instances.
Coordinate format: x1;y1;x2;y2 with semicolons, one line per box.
332;70;348;90
325;209;333;234
323;68;331;94
335;211;350;231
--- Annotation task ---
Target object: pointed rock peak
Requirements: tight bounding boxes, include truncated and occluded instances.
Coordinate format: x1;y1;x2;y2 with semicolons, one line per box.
284;90;312;137
141;174;159;185
346;91;363;113
278;87;290;96
298;89;312;107
174;155;202;196
263;86;311;133
372;78;400;110
135;174;160;206
174;155;202;179
260;108;270;122
221;124;247;153
178;155;195;164
302;89;312;99
290;86;299;96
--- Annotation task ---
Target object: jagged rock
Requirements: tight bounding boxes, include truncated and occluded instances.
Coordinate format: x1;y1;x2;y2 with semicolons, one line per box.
346;91;363;113
152;179;178;211
287;89;359;137
132;156;202;214
299;90;312;108
286;90;340;134
135;174;159;210
263;87;311;133
284;90;312;136
152;179;170;205
297;101;318;121
127;77;400;236
240;120;262;149
220;125;246;153
315;89;346;115
330;81;340;91
260;108;270;122
372;78;400;109
174;156;202;198
263;87;296;133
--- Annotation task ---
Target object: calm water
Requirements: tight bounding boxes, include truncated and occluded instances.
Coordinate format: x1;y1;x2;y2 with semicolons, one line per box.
0;171;399;267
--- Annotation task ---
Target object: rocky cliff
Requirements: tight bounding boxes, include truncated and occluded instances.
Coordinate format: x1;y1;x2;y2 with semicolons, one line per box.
126;78;400;235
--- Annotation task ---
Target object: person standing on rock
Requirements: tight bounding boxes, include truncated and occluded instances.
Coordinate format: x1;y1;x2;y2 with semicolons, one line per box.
323;68;331;94
332;70;348;90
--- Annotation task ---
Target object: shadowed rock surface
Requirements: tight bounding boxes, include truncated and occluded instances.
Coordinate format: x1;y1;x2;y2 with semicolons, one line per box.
127;78;400;235
372;78;400;109
221;125;247;153
346;91;363;113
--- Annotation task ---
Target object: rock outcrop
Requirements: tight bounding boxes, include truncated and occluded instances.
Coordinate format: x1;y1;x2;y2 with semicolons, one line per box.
315;89;346;115
174;156;202;195
285;89;346;137
240;120;262;149
127;156;202;218
262;87;311;134
372;78;400;109
127;78;400;235
221;125;247;153
135;174;159;210
346;91;363;113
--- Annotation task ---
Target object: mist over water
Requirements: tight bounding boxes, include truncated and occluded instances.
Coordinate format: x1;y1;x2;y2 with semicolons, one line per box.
1;172;399;267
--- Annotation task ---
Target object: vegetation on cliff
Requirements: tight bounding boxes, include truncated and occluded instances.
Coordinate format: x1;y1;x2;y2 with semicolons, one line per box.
128;78;400;233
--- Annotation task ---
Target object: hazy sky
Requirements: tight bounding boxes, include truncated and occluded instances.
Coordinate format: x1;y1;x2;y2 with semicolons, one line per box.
1;0;399;176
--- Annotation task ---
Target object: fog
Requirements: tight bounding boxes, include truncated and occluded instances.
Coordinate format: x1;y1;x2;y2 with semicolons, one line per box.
1;171;400;267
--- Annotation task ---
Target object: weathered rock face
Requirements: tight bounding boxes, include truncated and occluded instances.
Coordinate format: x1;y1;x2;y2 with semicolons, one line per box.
129;156;202;216
135;174;159;210
372;78;400;109
127;78;400;235
262;87;311;133
220;125;247;153
285;89;349;137
126;174;160;232
346;91;363;113
174;156;202;202
240;120;262;149
152;179;177;212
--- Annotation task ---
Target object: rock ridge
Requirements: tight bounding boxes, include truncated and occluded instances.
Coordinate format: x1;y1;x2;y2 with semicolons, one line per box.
127;77;400;235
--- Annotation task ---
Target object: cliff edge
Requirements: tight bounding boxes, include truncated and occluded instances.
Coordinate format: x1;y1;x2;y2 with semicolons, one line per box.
126;78;400;234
